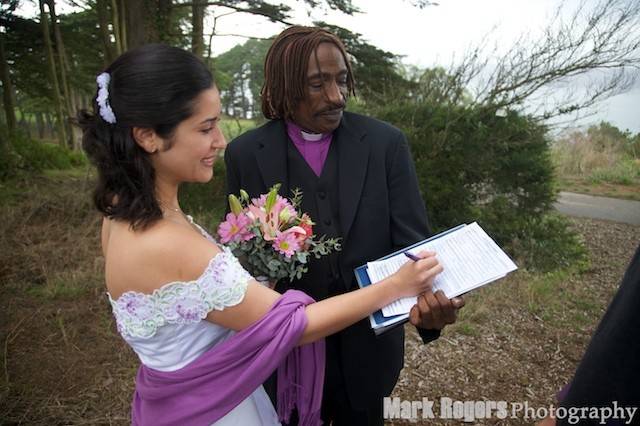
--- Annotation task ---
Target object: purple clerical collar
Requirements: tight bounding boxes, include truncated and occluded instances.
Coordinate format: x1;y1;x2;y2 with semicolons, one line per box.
286;121;333;177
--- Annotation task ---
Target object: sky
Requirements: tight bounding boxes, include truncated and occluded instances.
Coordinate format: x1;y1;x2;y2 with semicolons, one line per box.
15;0;640;133
206;0;639;133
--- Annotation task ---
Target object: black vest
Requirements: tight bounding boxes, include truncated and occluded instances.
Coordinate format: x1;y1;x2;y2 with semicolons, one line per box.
281;138;344;301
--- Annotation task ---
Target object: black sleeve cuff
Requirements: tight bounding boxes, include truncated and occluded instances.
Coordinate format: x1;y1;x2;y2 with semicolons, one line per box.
417;327;441;344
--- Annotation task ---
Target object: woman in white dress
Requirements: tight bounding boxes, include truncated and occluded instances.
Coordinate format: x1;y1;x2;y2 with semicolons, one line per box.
79;44;442;426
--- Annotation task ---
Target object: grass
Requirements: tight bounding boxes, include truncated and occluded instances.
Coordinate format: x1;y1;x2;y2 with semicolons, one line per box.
556;175;640;201
552;125;640;201
447;243;602;343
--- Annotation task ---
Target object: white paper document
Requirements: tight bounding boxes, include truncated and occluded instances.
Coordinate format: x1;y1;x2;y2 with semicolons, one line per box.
366;222;517;317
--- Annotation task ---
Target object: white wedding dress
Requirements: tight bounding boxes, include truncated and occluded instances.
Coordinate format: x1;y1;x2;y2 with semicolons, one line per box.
107;217;280;425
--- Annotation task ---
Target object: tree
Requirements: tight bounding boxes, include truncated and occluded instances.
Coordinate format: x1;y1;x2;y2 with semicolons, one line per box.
47;0;79;147
191;0;206;56
0;29;16;135
0;0;17;136
96;0;116;64
111;0;126;53
214;37;271;118
448;0;640;123
39;0;67;146
315;21;409;102
175;1;359;55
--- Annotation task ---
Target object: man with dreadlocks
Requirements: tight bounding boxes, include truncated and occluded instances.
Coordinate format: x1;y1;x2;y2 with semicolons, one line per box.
225;25;465;425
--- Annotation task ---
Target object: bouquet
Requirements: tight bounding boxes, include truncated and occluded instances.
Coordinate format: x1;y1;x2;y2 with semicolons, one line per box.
217;184;341;283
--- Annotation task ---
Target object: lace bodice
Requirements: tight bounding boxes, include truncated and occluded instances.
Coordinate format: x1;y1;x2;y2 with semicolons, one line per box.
108;247;251;339
107;215;248;339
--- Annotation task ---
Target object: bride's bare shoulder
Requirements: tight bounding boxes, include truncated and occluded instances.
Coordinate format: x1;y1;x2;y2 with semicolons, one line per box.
104;218;221;298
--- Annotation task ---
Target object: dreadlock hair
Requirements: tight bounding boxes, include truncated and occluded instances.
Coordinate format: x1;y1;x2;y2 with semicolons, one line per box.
261;26;356;120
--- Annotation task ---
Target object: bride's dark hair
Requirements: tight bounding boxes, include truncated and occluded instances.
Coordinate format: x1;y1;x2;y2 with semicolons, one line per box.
78;44;214;230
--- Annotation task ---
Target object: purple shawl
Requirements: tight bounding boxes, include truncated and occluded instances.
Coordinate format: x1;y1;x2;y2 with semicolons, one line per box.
131;290;325;426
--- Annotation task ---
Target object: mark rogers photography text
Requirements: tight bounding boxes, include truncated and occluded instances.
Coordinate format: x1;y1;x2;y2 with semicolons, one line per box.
383;397;638;424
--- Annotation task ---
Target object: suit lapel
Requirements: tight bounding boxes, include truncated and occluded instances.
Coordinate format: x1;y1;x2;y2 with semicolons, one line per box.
254;120;290;196
337;114;369;240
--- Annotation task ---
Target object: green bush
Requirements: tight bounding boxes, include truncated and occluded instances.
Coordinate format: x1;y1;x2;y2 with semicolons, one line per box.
553;122;640;181
588;158;640;185
0;127;86;179
13;135;86;171
366;101;584;271
510;213;588;272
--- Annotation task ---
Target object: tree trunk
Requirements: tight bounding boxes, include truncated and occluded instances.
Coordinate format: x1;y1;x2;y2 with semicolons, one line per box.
125;0;145;48
157;0;172;43
45;112;54;139
126;0;176;48
47;1;72;111
118;0;127;51
126;0;164;49
35;112;45;139
191;0;206;57
110;0;123;54
0;33;16;135
96;0;116;64
15;101;31;138
39;0;67;147
47;0;75;144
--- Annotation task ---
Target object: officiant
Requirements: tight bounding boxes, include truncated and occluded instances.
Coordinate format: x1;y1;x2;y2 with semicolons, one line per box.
224;25;465;425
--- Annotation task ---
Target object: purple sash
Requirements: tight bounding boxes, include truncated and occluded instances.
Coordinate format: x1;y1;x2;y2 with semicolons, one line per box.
131;290;325;425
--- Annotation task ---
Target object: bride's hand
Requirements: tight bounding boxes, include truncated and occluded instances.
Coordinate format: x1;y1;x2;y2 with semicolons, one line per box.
389;251;442;298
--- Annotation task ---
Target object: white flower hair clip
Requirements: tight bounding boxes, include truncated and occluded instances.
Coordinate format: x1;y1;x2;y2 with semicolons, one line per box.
96;72;116;124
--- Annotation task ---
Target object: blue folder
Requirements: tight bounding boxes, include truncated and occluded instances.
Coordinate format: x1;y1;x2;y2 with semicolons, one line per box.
354;224;466;335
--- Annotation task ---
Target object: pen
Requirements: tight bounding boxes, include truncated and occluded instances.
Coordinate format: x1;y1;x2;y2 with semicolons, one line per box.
404;251;421;262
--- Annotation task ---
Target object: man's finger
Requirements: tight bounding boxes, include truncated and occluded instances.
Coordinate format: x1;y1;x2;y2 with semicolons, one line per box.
452;296;465;309
423;292;443;326
409;305;420;326
416;295;434;327
434;290;456;324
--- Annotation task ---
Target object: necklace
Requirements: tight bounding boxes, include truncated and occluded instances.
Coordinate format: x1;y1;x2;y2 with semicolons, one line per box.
160;202;183;215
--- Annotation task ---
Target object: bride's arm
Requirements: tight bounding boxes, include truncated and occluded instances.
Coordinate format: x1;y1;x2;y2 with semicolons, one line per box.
299;255;439;344
162;226;440;345
206;254;441;345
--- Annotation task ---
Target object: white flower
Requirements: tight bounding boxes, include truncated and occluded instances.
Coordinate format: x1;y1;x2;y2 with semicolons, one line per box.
96;72;116;124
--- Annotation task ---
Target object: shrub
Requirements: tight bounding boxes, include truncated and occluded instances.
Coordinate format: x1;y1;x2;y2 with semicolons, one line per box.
0;126;86;179
588;158;640;185
510;213;588;272
553;122;640;185
366;101;584;270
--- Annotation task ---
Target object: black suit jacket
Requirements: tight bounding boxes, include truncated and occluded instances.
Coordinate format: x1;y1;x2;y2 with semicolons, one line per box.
224;111;438;408
558;243;640;425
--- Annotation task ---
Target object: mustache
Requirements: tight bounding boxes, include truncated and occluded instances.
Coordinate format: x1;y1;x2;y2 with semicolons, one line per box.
317;104;346;114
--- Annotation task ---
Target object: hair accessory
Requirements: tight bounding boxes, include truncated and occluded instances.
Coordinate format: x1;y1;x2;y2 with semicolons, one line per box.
96;72;116;124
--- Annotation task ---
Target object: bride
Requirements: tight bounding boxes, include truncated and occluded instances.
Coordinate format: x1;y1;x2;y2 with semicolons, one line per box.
79;43;442;426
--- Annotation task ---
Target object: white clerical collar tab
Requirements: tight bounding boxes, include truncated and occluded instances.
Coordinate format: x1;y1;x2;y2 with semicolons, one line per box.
300;130;324;141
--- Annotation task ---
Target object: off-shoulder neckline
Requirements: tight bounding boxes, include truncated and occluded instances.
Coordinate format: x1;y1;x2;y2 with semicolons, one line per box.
107;216;226;303
107;248;233;304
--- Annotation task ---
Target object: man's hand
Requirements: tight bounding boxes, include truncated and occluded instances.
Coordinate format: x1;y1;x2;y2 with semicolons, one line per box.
409;291;465;330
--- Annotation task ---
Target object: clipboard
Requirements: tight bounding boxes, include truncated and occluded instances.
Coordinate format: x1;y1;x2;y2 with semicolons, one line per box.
354;224;467;335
